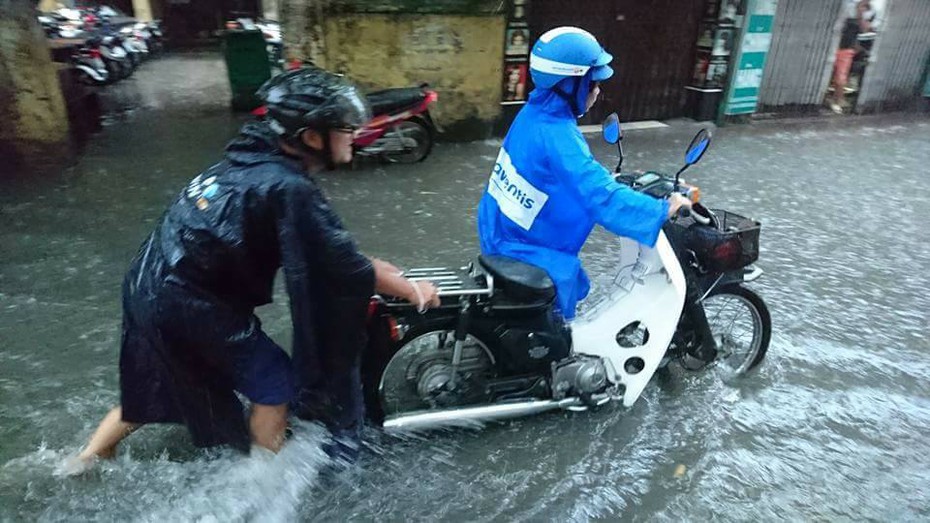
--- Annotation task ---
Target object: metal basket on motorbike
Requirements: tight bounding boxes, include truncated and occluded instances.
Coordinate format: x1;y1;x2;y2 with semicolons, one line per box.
666;209;760;272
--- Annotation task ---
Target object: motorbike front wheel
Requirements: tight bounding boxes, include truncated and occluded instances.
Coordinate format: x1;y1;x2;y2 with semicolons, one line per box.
381;118;433;164
75;69;106;86
702;284;771;380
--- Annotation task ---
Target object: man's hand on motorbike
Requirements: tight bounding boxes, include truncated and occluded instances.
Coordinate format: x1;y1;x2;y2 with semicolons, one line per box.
371;257;439;311
406;279;441;312
667;193;693;218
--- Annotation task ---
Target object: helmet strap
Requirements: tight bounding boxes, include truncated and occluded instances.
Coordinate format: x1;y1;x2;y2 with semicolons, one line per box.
321;130;336;171
553;77;583;117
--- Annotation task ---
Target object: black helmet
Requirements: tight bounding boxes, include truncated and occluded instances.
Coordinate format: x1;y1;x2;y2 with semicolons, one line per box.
256;67;372;141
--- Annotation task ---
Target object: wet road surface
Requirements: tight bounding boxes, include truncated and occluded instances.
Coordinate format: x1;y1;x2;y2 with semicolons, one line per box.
2;52;929;521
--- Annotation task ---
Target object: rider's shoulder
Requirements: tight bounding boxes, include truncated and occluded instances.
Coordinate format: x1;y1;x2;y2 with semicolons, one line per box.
249;160;310;186
518;115;583;141
540;121;587;148
271;170;328;204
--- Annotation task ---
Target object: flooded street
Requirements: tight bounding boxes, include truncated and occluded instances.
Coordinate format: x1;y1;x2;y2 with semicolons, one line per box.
2;53;929;521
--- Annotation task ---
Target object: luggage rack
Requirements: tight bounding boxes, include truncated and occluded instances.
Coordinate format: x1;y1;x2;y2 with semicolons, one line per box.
403;264;494;297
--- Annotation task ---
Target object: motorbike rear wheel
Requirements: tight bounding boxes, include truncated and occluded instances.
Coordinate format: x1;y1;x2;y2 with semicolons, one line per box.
381;118;433;164
702;284;771;380
363;321;498;425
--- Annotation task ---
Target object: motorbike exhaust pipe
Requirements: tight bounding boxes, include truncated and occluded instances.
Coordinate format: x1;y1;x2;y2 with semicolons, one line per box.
382;397;585;432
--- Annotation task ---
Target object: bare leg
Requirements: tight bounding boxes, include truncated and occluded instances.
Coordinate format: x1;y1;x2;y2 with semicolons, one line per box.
57;406;140;476
834;79;847;106
830;49;854;113
249;403;288;452
78;406;141;461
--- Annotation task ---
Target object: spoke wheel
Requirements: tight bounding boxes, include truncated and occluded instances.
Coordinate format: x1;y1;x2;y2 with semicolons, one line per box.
702;284;771;380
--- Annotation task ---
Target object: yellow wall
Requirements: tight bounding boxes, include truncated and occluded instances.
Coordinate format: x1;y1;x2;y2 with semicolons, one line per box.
320;14;505;138
37;0;62;13
0;10;69;145
132;0;153;21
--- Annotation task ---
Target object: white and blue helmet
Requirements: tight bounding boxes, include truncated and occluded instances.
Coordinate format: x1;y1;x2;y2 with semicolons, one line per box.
529;27;614;89
529;27;613;116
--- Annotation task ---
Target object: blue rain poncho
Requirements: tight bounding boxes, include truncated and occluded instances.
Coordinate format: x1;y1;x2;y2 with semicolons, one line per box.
478;89;669;319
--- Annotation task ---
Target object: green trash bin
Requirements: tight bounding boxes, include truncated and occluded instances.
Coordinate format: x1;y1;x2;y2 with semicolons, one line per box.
223;29;272;111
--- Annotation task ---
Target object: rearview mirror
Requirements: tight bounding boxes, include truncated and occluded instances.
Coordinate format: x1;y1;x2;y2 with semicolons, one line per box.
673;128;713;189
685;129;711;166
602;113;621;144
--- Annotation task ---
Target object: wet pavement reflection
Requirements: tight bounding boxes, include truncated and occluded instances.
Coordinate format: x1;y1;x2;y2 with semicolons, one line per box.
2;52;929;521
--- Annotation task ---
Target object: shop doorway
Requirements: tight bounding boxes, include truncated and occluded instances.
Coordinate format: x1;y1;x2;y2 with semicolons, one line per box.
528;0;706;124
825;0;886;114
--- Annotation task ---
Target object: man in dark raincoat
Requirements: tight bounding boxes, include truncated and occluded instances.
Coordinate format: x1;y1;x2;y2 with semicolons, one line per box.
66;68;440;473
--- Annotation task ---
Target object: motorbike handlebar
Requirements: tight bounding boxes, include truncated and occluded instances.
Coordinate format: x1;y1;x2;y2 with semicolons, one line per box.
676;204;712;225
678;203;711;225
615;170;712;225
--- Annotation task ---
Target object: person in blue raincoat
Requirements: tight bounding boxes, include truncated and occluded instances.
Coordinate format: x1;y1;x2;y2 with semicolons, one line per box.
478;27;692;320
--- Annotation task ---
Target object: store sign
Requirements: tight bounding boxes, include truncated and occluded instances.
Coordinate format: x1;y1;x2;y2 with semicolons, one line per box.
723;0;776;115
689;0;740;91
501;0;529;105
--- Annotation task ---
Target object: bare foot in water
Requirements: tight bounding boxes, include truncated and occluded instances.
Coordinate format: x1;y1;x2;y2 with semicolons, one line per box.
56;406;140;477
54;454;98;477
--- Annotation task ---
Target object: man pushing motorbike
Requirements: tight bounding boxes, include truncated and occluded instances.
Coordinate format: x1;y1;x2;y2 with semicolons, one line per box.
62;67;440;475
478;27;692;322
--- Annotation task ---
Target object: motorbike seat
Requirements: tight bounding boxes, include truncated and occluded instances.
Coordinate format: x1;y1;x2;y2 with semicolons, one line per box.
478;255;556;303
366;87;426;115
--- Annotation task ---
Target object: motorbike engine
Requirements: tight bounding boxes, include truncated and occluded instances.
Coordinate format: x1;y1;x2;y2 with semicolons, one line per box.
551;356;608;400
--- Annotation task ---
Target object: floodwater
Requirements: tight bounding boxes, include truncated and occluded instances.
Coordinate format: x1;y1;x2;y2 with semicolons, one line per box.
2;52;929;521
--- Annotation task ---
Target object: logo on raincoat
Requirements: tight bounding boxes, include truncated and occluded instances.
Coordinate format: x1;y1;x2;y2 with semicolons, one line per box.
486;148;549;230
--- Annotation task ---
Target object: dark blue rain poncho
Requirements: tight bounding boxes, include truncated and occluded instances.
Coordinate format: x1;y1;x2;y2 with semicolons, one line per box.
478;89;669;319
119;121;374;450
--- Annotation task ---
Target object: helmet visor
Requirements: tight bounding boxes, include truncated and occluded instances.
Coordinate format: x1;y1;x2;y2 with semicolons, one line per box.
591;64;614;82
594;49;613;67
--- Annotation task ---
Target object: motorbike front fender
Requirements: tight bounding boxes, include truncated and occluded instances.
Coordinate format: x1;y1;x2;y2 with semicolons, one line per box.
75;64;107;83
571;231;687;407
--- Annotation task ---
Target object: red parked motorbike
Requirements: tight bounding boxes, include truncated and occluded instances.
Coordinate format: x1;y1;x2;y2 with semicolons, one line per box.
253;80;438;164
354;85;438;163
